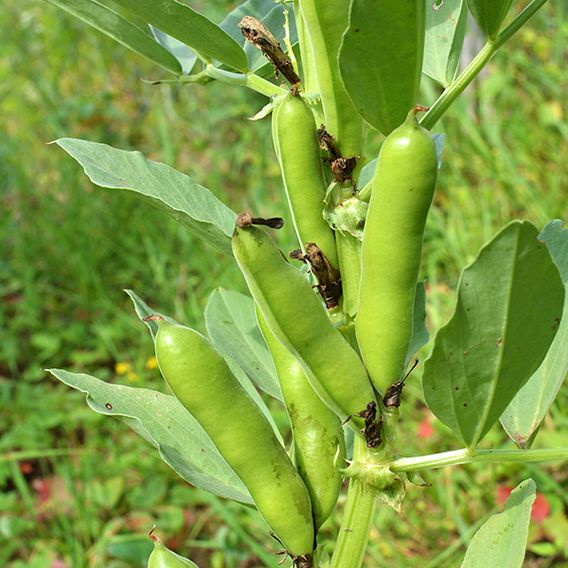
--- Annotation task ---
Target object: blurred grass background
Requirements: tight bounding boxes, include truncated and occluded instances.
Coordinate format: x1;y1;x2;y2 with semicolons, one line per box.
1;1;567;567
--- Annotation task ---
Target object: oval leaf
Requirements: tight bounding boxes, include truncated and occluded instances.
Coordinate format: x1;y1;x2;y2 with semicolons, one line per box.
150;25;198;75
461;479;536;568
466;0;514;39
339;0;426;134
205;289;282;401
43;0;182;74
423;221;564;448
54;138;236;256
501;220;568;448
406;281;429;366
111;0;248;71
423;0;468;87
48;369;253;505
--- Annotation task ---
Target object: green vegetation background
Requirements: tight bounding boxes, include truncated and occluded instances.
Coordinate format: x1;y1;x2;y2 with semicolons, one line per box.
1;1;567;567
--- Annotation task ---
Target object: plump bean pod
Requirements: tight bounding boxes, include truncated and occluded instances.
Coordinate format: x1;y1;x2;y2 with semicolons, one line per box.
293;2;318;95
272;92;338;268
257;309;345;530
356;110;438;394
153;319;314;557
147;535;198;567
232;222;376;431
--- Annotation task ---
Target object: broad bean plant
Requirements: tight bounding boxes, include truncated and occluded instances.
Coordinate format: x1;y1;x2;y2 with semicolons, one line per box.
45;0;567;566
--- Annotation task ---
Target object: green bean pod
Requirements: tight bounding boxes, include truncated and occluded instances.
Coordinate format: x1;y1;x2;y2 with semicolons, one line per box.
232;223;376;431
257;309;345;530
153;320;314;557
297;0;363;157
147;535;198;567
356;110;438;394
272;92;338;268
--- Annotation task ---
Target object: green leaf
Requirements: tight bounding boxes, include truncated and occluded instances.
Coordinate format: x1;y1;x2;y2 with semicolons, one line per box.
111;0;248;71
466;0;515;39
124;289;284;441
461;479;536;568
422;221;564;448
423;0;468;87
406;282;429;366
501;220;568;448
43;0;182;74
358;158;377;190
150;25;198;75
54;138;236;256
204;289;282;401
48;369;253;505
339;0;426;134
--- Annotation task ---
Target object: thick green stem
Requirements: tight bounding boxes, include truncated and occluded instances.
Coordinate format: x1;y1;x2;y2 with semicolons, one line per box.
336;233;362;318
420;0;549;130
391;447;568;473
331;437;377;568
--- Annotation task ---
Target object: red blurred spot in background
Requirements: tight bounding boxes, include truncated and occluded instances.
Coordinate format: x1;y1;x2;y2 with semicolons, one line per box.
495;485;550;523
417;415;434;438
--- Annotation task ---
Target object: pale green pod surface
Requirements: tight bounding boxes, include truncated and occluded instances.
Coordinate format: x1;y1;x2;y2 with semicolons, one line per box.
298;0;363;157
232;224;376;431
257;309;345;530
466;0;515;39
356;111;438;394
147;536;198;567
154;320;314;557
272;93;338;268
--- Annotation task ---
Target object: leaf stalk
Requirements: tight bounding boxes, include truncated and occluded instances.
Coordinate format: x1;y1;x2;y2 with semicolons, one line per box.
391;447;568;473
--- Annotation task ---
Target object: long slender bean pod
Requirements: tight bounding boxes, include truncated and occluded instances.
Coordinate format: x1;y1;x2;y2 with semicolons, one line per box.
153;319;314;558
272;92;338;267
297;0;363;158
356;110;438;394
293;1;318;95
257;309;345;530
232;221;376;431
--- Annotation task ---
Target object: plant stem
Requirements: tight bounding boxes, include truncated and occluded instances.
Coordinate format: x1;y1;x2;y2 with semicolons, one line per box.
330;437;377;568
151;66;287;98
1;448;92;462
336;233;362;318
391;447;568;473
205;67;287;98
420;0;549;130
